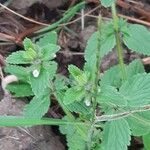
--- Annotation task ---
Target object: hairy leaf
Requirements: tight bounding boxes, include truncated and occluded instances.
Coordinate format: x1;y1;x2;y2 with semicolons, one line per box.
120;73;150;107
100;65;122;88
98;85;127;107
102;119;131;150
68;65;83;78
41;44;60;61
126;59;145;79
101;59;145;88
29;66;50;96
85;23;116;78
6;51;31;64
127;113;150;136
24;91;50;118
6;82;33;97
5;65;29;81
123;24;150;55
63;87;85;105
36;31;58;46
43;61;57;81
66;101;90;114
54;75;68;91
23;38;35;51
59;117;87;150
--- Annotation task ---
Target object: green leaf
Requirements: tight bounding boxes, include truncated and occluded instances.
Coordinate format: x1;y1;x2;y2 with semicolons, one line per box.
23;38;35;51
43;61;57;81
123;24;150;55
6;51;31;64
98;85;127;107
127;113;150;136
120;73;150;107
29;66;50;96
102;119;131;150
66;101;90;114
68;65;83;79
63;87;85;105
100;59;144;88
85;22;116;77
100;65;122;88
24;92;50;119
100;0;115;7
59;117;87;150
41;44;60;61
5;65;29;81
143;132;150;150
6;82;34;97
69;65;90;86
36;31;58;46
126;59;145;79
54;75;68;91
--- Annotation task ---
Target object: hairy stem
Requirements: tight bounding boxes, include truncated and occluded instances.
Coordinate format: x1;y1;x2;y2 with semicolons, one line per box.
111;3;127;80
87;16;102;150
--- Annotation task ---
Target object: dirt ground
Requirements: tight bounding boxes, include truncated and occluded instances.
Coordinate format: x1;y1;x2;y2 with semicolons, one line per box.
0;0;150;149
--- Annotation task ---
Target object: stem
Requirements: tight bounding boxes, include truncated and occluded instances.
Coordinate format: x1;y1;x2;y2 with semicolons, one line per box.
92;16;102;119
87;16;102;150
111;3;127;80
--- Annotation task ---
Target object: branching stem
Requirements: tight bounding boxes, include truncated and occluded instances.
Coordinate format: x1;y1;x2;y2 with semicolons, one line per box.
95;104;150;123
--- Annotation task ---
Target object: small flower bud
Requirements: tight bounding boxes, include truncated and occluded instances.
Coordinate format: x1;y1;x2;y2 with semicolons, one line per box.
32;69;40;78
53;53;56;58
98;88;101;93
84;99;91;107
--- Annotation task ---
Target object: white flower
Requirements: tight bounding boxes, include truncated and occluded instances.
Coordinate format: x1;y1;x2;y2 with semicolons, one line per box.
52;53;56;58
98;88;101;93
84;99;91;107
32;69;40;78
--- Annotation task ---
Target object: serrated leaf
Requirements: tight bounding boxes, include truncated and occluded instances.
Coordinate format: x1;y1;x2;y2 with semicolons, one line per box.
23;38;35;51
63;87;85;105
123;24;150;55
102;119;131;150
85;23;116;77
68;65;83;78
59;116;87;150
98;85;127;107
126;59;145;79
66;101;90;114
41;44;60;61
29;66;50;96
143;132;150;150
120;73;150;107
100;59;145;88
6;51;31;64
100;65;122;88
5;65;29;81
100;0;115;7
127;113;150;136
43;61;57;81
54;75;68;91
24;92;50;118
36;31;58;46
6;82;34;97
68;65;89;85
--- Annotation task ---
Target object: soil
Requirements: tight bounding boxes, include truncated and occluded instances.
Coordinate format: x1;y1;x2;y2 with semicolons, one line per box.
0;0;150;149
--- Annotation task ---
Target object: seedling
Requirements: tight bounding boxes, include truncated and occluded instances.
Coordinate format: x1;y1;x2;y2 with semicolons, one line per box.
1;0;150;149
